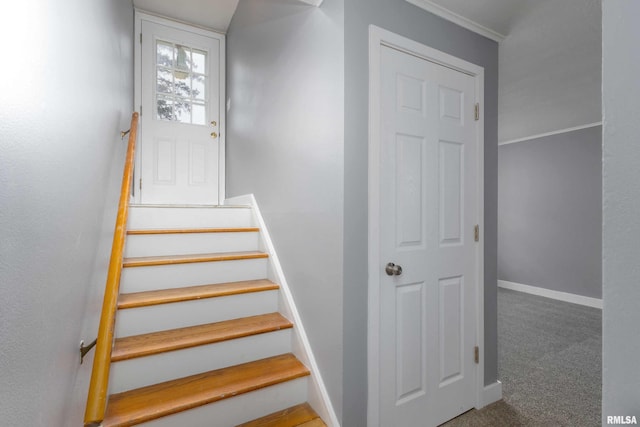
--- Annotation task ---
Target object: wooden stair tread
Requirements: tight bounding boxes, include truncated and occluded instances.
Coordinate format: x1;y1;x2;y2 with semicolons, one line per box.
127;227;259;235
297;419;326;427
237;403;325;427
118;279;279;309
122;251;268;267
103;353;310;427
112;313;293;362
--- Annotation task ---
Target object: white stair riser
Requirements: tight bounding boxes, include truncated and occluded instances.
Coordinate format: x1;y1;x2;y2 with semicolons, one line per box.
110;329;292;394
128;207;254;229
140;377;308;427
115;290;279;336
124;232;260;257
120;258;268;293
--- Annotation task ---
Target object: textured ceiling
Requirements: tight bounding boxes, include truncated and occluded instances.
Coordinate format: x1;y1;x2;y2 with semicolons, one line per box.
133;0;240;32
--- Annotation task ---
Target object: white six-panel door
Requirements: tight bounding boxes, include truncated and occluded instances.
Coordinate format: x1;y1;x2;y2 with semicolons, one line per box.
137;14;224;205
378;44;479;427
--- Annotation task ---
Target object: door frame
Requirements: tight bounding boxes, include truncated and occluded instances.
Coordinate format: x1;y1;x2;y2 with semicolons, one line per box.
367;25;485;426
133;10;226;204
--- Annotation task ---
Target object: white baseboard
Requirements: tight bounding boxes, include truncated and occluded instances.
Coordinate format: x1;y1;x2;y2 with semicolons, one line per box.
223;194;254;206
224;194;341;427
498;280;603;309
479;381;502;408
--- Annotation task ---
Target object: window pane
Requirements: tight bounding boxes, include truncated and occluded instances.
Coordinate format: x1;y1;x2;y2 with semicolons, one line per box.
156;68;173;94
174;71;191;97
192;103;205;125
192;49;206;73
176;45;190;71
157;97;174;121
156;42;174;67
192;75;205;101
154;41;208;126
175;100;191;123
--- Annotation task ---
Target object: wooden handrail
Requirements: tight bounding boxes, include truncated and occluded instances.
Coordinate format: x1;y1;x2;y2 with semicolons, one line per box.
84;112;139;426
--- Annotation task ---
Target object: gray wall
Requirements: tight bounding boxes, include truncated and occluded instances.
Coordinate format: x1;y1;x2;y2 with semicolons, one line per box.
226;0;344;419
498;126;602;299
602;0;640;421
0;0;134;425
499;0;601;142
344;2;499;425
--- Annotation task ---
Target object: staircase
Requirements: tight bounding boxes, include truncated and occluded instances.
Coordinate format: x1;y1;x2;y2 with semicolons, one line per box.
97;203;330;426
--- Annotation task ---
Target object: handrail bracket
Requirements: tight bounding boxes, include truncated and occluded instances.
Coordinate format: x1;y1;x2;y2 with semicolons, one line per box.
80;339;97;365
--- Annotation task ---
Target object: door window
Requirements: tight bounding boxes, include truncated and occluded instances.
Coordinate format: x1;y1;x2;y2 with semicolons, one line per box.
155;40;207;125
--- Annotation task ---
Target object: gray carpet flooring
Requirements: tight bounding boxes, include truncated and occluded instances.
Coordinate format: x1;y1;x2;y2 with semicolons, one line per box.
442;288;602;426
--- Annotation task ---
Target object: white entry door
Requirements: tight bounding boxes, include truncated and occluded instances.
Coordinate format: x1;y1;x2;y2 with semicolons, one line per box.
377;45;480;426
137;15;224;205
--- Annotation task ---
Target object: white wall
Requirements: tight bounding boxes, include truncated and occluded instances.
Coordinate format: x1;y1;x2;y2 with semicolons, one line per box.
602;0;640;421
0;0;133;425
225;0;344;419
499;0;601;142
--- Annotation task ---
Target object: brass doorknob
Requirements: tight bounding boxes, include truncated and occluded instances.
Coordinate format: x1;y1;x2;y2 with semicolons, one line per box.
210;132;218;139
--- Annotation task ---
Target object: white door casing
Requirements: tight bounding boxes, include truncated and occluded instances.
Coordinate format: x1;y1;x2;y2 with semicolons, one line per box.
134;11;226;205
368;26;485;427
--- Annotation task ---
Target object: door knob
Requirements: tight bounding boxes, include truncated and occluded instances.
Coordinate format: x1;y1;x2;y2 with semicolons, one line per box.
385;262;403;276
210;132;218;139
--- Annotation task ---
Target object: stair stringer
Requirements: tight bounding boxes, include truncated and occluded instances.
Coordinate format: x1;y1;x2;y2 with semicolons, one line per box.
225;194;340;427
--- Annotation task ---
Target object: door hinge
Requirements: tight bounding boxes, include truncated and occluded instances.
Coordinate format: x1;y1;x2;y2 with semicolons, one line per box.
139;178;142;191
140;105;142;116
474;103;480;121
474;224;480;242
474;346;480;364
140;33;142;44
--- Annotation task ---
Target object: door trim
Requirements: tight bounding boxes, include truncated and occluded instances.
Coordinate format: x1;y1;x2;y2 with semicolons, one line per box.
133;10;226;204
367;25;485;427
